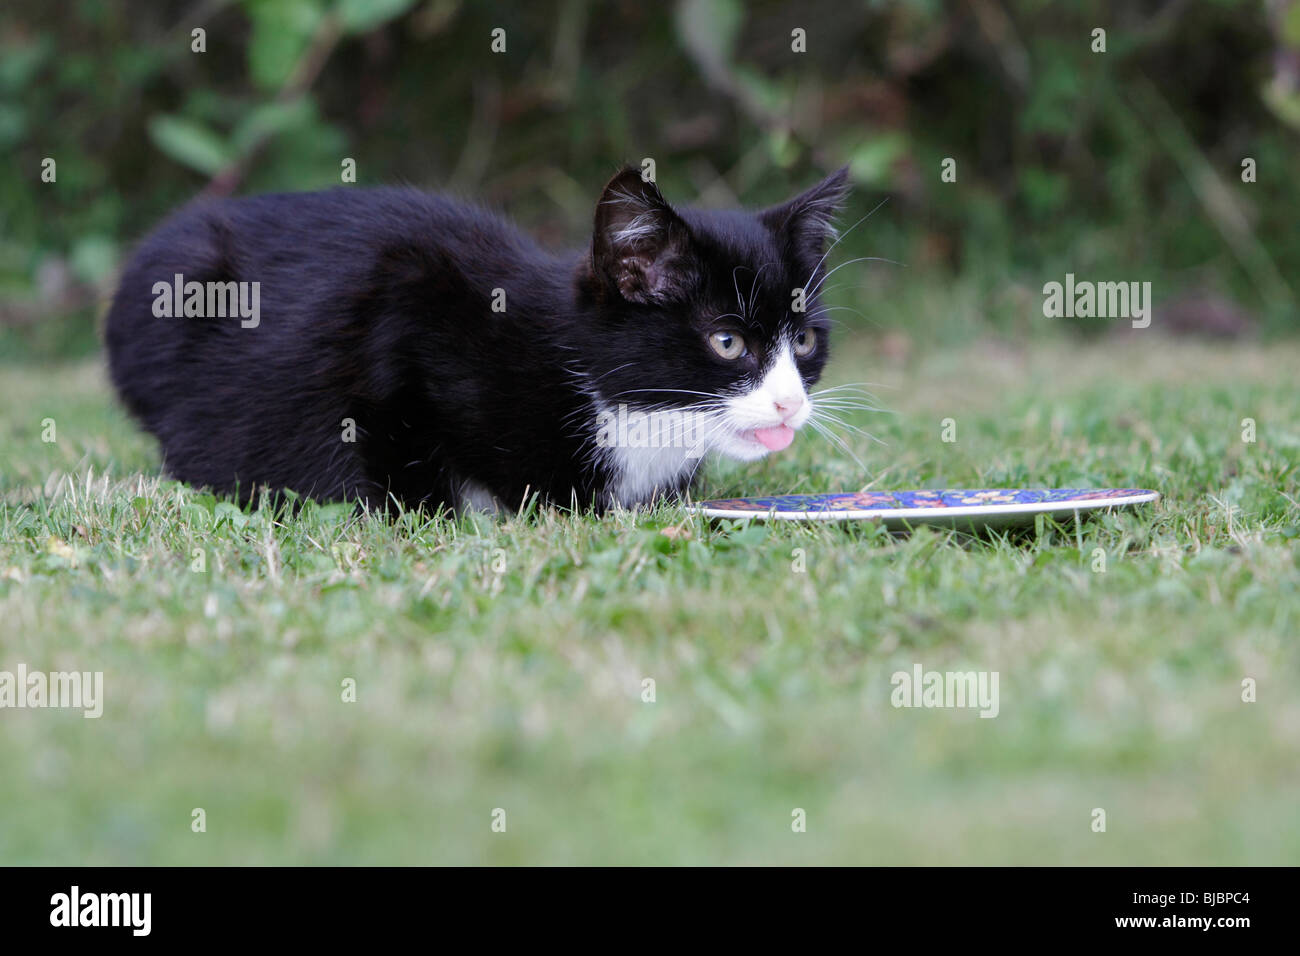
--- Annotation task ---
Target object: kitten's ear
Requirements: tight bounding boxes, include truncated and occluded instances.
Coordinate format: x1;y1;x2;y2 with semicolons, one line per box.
760;166;851;258
592;167;693;304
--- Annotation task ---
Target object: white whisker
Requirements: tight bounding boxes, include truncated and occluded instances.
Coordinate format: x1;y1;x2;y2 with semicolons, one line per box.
747;263;771;320
807;418;874;474
805;256;903;302
800;197;891;292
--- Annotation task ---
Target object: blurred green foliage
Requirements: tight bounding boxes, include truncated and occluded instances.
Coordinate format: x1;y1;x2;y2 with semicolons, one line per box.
1;0;1298;357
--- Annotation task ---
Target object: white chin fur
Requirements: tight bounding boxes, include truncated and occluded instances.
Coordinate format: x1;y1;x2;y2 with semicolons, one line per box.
708;413;810;462
710;343;812;461
711;429;775;462
592;341;813;503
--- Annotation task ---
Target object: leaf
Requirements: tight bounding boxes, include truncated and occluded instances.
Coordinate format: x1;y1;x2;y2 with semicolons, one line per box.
713;520;768;550
230;99;315;153
1020;166;1068;218
675;0;743;73
147;114;232;175
1286;3;1300;46
68;235;118;285
0;103;24;150
316;503;355;523
0;36;53;90
215;502;250;529
731;522;770;547
847;133;907;186
245;0;325;92
336;0;417;33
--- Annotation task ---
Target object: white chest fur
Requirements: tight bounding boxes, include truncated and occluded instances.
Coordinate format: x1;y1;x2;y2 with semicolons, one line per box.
590;399;709;508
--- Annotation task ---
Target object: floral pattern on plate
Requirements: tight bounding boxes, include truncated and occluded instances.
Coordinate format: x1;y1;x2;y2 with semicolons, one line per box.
699;488;1156;513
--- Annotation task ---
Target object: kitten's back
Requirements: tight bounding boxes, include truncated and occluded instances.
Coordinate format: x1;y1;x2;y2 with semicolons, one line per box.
105;188;549;504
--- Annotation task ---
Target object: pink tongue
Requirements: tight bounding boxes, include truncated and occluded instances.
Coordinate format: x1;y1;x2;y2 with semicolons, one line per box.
753;424;795;451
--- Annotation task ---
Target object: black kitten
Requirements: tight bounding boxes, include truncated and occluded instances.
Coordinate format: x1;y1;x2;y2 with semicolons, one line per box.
105;166;849;512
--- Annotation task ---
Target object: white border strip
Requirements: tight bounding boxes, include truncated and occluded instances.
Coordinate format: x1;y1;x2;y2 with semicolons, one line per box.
694;491;1161;522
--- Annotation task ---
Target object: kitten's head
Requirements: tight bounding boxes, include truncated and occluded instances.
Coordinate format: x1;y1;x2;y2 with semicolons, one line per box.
581;166;849;462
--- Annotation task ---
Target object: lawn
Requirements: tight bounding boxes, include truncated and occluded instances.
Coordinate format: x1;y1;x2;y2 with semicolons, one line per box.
1;333;1297;864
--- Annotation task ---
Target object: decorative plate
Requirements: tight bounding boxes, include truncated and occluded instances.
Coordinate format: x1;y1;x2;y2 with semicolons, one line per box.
693;488;1160;527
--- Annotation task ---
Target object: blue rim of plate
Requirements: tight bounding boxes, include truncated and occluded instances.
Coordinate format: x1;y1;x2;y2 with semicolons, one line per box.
692;488;1161;523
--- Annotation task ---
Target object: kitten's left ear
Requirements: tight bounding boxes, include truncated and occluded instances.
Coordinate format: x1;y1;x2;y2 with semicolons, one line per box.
591;167;694;304
760;166;851;258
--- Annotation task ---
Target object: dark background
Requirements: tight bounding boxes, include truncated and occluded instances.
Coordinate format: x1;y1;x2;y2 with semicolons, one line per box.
2;0;1297;359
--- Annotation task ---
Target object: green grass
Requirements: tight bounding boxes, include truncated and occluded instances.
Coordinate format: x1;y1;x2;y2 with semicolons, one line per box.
1;335;1298;864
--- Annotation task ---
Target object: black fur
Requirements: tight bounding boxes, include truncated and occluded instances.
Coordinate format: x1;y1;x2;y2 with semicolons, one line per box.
104;167;849;512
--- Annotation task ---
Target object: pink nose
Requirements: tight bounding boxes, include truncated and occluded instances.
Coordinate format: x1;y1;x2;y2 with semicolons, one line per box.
773;396;804;419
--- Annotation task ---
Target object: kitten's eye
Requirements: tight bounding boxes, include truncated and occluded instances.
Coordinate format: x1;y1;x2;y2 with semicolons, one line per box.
708;331;746;360
792;329;816;357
